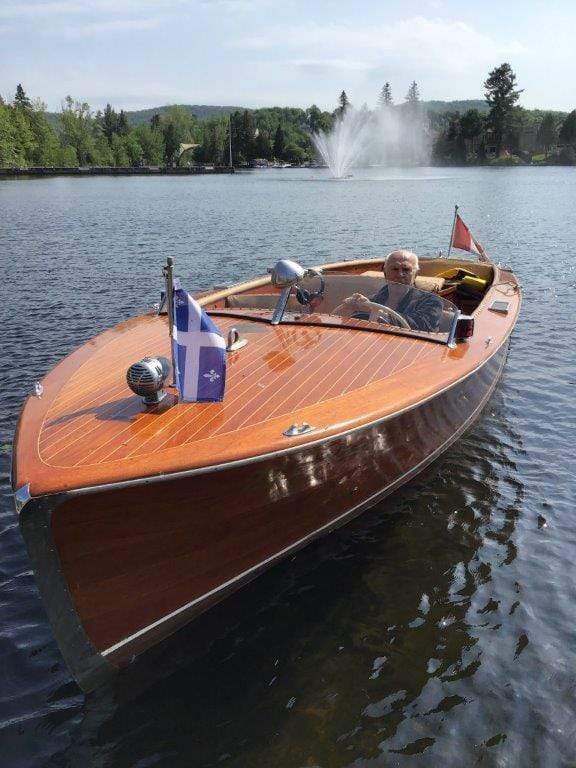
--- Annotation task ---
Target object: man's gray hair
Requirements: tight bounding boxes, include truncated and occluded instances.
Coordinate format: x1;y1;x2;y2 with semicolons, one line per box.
384;249;419;270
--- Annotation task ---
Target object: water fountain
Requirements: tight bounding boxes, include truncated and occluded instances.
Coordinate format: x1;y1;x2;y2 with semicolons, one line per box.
312;104;431;177
312;108;371;179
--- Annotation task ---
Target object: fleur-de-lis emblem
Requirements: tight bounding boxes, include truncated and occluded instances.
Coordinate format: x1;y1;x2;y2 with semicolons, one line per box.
203;369;220;383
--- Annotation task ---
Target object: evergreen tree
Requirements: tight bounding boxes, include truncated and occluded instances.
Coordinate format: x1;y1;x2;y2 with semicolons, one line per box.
307;104;322;134
335;90;350;119
162;123;179;166
240;110;255;161
459;109;484;140
559;110;576;145
150;113;161;132
537;113;558;155
273;124;285;159
379;82;393;108
254;129;272;159
117;110;130;136
14;84;32;110
102;104;118;144
484;62;523;155
405;81;420;105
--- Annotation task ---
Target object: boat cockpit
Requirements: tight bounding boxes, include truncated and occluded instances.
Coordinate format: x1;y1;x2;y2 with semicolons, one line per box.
204;257;495;346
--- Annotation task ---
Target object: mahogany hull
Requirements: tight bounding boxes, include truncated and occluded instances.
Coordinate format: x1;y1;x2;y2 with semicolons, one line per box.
19;340;508;691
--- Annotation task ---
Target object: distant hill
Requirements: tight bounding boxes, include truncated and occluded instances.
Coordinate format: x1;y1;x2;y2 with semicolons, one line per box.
45;104;241;131
125;104;242;125
420;99;489;114
45;99;563;132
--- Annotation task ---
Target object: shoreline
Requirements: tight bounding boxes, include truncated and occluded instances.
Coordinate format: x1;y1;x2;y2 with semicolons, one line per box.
0;166;235;178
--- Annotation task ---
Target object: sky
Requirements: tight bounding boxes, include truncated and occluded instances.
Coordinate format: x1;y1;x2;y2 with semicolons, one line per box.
1;0;574;113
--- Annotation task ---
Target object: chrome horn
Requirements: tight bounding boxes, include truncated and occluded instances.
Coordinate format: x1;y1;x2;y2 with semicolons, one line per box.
268;260;320;325
268;259;306;288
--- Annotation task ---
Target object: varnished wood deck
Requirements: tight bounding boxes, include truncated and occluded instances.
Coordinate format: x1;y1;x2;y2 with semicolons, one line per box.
13;261;521;497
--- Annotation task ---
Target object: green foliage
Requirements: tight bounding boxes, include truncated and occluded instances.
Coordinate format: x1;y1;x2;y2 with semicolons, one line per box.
14;84;32;110
536;113;558;154
59;145;78;167
405;81;420;104
133;124;164;165
162;123;179;165
60;96;99;165
379;83;393;108
559;110;576;145
94;136;114;165
459;109;484;140
0;104;22;166
273;124;285;160
484;63;523;154
2;78;575;171
488;155;525;166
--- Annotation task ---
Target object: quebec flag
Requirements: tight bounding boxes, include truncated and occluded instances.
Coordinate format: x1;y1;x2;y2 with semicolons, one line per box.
172;283;227;402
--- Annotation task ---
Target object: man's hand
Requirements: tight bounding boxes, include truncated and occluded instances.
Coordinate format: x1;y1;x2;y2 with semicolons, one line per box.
344;293;370;309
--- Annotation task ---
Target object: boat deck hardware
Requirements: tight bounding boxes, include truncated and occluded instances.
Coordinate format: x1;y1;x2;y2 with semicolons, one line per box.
489;300;510;314
226;327;248;352
454;314;475;343
14;484;31;514
33;381;43;398
283;422;315;437
126;357;170;405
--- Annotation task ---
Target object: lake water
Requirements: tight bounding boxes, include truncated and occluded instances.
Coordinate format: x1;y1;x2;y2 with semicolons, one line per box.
1;167;575;767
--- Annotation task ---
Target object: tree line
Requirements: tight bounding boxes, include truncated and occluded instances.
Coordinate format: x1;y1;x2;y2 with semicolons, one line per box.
431;63;576;165
1;69;575;169
0;85;336;168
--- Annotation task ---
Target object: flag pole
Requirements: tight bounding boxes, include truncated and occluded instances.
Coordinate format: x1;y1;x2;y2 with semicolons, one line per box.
447;204;458;259
163;257;177;387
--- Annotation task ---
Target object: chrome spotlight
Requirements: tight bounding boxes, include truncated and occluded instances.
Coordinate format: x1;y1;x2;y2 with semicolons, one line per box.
268;259;306;288
126;356;171;405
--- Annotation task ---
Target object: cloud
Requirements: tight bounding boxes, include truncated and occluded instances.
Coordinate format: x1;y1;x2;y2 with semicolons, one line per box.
290;58;374;74
0;0;186;17
233;16;526;76
63;16;161;36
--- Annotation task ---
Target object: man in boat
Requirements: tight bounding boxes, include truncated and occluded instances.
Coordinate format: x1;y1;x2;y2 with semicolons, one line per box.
334;250;443;332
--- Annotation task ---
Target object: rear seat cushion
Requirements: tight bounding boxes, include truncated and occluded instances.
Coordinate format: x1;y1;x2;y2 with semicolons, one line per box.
226;293;301;311
361;270;445;292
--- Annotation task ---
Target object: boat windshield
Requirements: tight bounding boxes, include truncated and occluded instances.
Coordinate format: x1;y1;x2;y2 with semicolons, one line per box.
218;274;459;343
287;274;458;341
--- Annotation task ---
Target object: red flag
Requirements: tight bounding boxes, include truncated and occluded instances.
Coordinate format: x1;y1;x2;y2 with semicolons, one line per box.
452;214;490;262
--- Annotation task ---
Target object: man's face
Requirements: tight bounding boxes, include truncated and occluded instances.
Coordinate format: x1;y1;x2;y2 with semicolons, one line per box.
384;253;417;285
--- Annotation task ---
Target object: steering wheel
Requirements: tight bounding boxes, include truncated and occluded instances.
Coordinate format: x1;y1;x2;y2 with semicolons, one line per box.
295;269;325;307
362;300;411;329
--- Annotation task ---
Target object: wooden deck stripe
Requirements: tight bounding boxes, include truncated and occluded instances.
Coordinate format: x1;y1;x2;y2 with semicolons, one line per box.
47;326;167;410
339;334;391;395
41;319;240;459
47;316;237;415
367;337;415;384
231;328;361;431
90;325;286;463
268;331;385;418
143;326;343;453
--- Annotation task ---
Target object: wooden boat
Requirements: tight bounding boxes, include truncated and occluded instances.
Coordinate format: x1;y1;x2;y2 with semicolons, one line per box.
11;255;520;691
